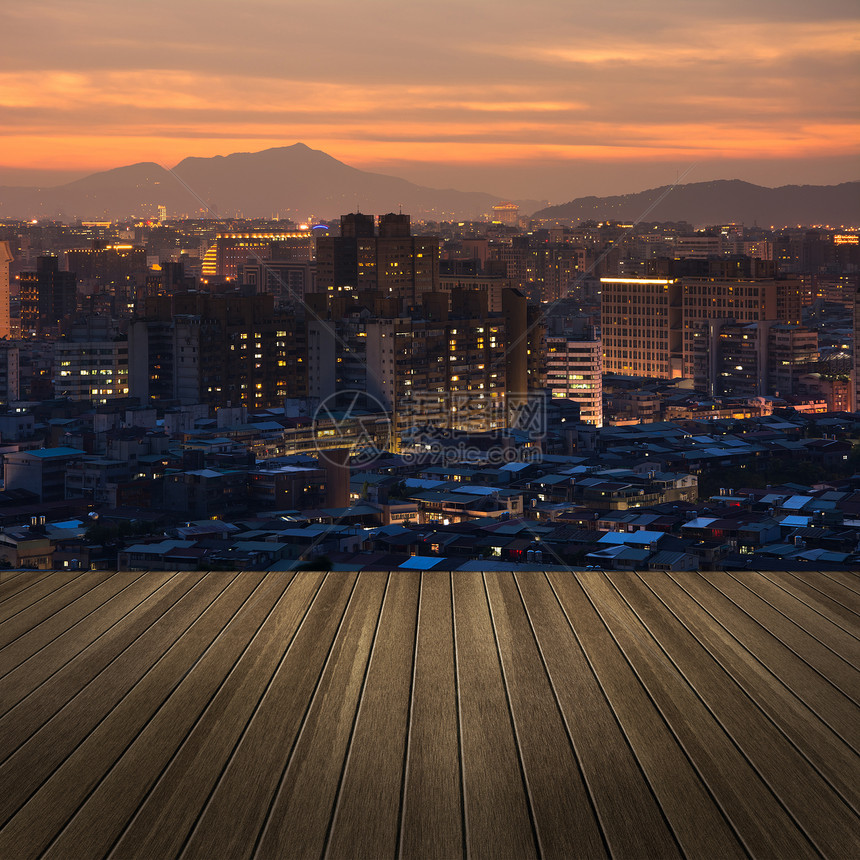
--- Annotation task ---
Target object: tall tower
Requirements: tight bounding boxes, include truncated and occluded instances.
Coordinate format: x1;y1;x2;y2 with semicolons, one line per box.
19;256;76;336
0;241;13;339
315;213;439;306
853;284;860;412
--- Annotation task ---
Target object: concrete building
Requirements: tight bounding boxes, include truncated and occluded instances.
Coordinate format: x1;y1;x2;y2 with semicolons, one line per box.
54;338;129;403
0;241;13;339
0;342;19;404
601;277;683;377
315;213;440;307
3;446;85;502
602;268;803;385
19;256;76;336
129;293;306;408
546;324;603;426
201;230;315;280
239;259;316;306
491;202;519;226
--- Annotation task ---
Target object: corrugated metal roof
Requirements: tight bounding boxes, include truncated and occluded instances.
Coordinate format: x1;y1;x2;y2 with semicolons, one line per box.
0;568;857;858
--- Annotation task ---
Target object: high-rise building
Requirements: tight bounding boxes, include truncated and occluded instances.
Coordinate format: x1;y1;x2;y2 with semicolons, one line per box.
601;264;802;384
308;291;506;435
238;260;316;306
491;202;519;226
19;256;76;336
315;213;440;306
129;293;306;407
0;342;19;404
0;241;13;339
489;238;587;303
201;230;315;280
600;276;683;377
692;320;819;398
54;338;129;403
853;284;860;412
546;322;603;426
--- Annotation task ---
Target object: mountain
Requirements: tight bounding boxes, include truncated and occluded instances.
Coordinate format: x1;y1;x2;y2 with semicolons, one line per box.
0;151;855;225
532;179;860;227
0;144;518;221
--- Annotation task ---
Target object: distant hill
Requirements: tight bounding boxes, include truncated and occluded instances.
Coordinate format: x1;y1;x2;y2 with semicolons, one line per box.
0;144;531;221
0;152;855;226
532;179;860;228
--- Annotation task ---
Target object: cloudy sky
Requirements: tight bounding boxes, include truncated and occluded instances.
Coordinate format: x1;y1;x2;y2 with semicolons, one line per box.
1;0;858;200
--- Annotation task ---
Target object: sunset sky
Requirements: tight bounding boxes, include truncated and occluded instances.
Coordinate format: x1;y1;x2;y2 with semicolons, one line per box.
2;0;858;200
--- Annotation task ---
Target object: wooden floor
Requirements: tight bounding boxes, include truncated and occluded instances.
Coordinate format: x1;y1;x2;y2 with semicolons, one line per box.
0;568;858;859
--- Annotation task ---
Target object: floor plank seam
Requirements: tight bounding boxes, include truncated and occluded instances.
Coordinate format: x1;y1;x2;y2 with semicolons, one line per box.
605;573;833;859
637;572;860;819
569;573;755;859
99;572;302;859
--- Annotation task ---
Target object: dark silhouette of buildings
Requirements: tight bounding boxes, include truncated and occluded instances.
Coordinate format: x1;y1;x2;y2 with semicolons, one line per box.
19;256;76;336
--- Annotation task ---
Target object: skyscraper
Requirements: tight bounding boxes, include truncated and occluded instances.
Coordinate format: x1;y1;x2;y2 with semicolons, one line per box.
0;241;13;339
19;256;76;336
316;213;440;306
601;265;803;385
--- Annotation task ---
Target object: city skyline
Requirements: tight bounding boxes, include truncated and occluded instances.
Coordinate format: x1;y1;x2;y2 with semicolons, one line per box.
1;0;858;199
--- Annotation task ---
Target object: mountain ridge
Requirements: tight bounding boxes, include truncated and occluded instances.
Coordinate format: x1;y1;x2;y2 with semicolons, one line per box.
532;179;860;227
0;144;523;221
0;145;856;225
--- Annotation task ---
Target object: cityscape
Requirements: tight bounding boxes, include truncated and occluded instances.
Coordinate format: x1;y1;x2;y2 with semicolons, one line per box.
1;0;858;858
0;195;858;572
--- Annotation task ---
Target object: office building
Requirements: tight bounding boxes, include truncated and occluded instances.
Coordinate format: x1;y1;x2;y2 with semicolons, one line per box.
239;259;316;306
0;241;13;339
19;256;76;336
601;265;803;383
315;213;440;306
129;293;307;408
491;202;519;226
546;322;603;426
54;338;129;403
201;230;316;280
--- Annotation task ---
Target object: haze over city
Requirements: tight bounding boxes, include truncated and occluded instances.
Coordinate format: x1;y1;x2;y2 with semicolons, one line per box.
1;0;858;199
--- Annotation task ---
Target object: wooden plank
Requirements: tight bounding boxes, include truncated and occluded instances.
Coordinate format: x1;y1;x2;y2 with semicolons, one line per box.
0;570;53;602
325;571;419;860
252;571;390;859
0;570;178;713
453;571;538;860
515;571;682;859
484;571;608;860
0;571;267;859
612;571;860;858
0;570;204;762
0;571;85;624
670;571;860;752
0;572;149;678
0;570;116;650
761;570;860;633
0;571;230;828
575;572;818;859
398;571;464;860
656;571;860;813
546;571;747;859
174;571;361;860
697;570;860;744
109;572;353;860
815;570;860;600
734;570;860;666
53;572;321;860
772;570;860;619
